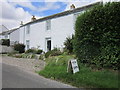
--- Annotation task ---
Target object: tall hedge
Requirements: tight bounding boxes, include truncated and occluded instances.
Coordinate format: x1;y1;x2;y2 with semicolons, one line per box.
74;2;120;70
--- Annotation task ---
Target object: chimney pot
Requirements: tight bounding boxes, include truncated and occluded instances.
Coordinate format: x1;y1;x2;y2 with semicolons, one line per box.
31;15;36;21
20;21;23;25
70;4;75;10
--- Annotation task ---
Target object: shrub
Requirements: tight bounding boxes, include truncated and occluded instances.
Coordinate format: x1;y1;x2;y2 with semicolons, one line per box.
31;54;36;59
45;48;62;58
25;49;36;54
25;49;43;54
36;49;43;54
64;35;74;54
74;2;120;69
1;39;10;46
14;43;25;53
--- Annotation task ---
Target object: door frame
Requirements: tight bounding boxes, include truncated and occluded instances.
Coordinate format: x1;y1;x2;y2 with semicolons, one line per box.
45;37;51;52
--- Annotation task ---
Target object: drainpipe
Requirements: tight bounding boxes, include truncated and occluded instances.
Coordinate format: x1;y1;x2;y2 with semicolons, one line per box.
23;26;25;44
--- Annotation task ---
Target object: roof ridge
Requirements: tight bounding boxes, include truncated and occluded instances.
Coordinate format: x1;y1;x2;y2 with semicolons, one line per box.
20;1;102;27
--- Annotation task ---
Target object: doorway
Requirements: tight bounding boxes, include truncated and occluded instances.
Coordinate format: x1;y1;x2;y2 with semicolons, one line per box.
46;38;51;52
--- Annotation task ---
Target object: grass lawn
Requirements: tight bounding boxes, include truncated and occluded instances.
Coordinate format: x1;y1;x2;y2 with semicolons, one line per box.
38;54;119;88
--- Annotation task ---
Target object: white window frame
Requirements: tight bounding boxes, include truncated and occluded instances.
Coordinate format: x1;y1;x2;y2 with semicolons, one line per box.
45;38;51;52
5;34;8;39
26;40;30;50
46;20;51;30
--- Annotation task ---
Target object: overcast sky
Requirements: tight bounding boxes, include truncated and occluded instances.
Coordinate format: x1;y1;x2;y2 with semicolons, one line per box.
0;0;119;30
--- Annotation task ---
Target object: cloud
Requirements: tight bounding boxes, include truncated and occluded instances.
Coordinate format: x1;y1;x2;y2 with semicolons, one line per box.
1;0;119;30
9;0;37;11
1;0;61;29
64;0;101;11
36;2;61;12
1;0;41;29
63;0;120;11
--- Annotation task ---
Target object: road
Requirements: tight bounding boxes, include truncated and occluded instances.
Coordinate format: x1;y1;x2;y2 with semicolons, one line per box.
2;63;75;88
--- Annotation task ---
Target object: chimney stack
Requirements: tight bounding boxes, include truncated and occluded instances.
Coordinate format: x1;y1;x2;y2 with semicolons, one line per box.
70;4;75;10
31;15;36;21
20;21;23;25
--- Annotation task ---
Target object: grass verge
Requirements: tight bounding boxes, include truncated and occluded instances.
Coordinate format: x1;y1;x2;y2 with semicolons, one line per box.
38;54;119;88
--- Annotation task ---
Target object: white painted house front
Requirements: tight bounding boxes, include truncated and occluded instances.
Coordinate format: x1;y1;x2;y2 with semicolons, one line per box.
19;2;101;52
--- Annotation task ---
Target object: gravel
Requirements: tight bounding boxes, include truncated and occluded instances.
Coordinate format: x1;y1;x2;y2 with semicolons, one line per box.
1;55;46;72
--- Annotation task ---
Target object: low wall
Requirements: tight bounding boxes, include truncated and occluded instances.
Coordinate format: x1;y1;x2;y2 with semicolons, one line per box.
0;45;14;53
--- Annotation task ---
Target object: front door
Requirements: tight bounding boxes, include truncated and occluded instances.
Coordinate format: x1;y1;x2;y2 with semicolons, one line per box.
47;40;51;51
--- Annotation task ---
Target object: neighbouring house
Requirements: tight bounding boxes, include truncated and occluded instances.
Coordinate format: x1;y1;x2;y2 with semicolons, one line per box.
0;27;19;45
0;25;9;39
19;2;101;52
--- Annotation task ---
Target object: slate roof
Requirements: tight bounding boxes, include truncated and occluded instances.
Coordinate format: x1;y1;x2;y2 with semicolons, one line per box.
0;28;19;35
21;1;101;27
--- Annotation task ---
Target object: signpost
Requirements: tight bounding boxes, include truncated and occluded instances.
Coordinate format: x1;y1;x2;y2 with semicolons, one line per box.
67;59;79;74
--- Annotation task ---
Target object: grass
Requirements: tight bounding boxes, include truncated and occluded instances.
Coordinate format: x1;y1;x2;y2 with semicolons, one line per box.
38;54;119;88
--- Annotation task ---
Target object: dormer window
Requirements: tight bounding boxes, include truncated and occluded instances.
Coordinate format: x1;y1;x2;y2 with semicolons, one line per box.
26;25;30;34
46;20;51;30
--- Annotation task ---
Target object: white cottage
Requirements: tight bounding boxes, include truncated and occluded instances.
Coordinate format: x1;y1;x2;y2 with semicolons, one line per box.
0;27;19;45
19;2;101;52
18;2;101;52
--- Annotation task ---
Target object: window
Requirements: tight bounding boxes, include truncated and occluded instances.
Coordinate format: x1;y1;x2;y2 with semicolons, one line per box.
5;35;8;39
46;20;51;30
26;25;30;34
26;40;30;50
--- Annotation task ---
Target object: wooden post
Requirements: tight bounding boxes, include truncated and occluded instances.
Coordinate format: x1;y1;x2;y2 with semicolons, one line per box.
67;60;73;73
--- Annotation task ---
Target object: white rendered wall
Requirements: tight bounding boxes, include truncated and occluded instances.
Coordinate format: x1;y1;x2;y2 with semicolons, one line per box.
27;14;75;52
29;22;46;51
19;27;25;44
51;14;74;50
19;11;83;52
10;29;19;43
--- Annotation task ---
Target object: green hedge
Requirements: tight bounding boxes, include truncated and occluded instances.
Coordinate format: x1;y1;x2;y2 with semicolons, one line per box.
74;2;120;70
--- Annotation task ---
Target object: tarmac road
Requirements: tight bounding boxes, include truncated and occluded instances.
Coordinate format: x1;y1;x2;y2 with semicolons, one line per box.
2;63;75;88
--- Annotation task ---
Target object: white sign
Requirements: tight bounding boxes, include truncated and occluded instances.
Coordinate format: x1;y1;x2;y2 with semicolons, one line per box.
71;59;79;73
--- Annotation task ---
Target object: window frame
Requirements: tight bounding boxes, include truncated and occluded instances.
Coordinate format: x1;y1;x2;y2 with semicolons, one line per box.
46;20;51;30
26;40;30;50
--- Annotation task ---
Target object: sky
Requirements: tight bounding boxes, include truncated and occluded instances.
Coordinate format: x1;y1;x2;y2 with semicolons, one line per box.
0;0;119;30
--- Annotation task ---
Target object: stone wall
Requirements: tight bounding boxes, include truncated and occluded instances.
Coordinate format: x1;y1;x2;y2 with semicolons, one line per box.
0;45;14;53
